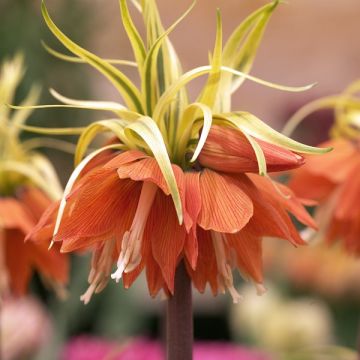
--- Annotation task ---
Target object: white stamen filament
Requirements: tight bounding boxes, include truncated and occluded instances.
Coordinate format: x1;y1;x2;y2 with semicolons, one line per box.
111;182;157;282
80;238;116;304
211;232;243;304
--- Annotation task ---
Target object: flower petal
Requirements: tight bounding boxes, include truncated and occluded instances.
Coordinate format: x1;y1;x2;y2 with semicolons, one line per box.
147;192;186;293
183;172;201;269
249;174;316;230
226;229;263;283
199;125;304;173
186;228;218;294
5;230;32;295
198;169;253;233
289;170;336;201
0;199;34;234
56;170;141;239
298;139;358;183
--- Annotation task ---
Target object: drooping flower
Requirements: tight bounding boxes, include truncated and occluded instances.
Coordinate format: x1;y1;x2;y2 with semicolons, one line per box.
287;80;360;255
25;0;329;303
0;55;68;297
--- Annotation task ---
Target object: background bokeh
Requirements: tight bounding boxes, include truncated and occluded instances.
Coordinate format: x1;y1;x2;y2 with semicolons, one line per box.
1;0;360;359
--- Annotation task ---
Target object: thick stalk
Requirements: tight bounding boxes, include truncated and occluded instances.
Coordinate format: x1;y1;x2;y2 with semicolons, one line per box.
166;261;193;360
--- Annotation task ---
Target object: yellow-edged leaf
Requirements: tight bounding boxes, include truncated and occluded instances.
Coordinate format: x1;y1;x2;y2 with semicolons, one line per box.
22;137;79;154
41;41;137;67
224;111;332;154
197;9;223;109
124;116;183;224
142;1;195;115
16;123;85;136
154;65;315;124
42;1;144;113
119;0;146;70
30;153;63;199
11;84;41;133
75;119;133;165
176;102;213;163
0;160;61;200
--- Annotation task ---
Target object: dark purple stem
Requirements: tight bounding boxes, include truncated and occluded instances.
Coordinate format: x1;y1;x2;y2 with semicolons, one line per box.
166;261;193;360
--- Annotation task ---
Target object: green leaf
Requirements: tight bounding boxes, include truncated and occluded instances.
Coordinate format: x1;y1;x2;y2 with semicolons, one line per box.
142;1;195;116
119;0;146;70
153;65;315;126
0;160;61;200
30;153;63;197
282;95;358;136
16;123;85;136
197;9;223;109
49;88;140;119
224;112;332;154
75;119;133;166
11;84;41;134
176;102;213;163
41;41;138;67
41;1;144;113
124;116;183;224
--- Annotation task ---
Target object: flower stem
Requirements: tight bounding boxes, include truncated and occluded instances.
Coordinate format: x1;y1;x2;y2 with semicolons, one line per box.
166;261;193;360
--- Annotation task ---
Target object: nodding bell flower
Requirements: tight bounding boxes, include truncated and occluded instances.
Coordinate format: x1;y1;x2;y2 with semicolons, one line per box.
0;55;68;297
25;0;329;303
287;80;360;255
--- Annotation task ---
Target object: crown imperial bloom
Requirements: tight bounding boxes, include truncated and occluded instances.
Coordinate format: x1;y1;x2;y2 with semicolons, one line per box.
287;80;360;255
0;56;68;297
24;0;329;304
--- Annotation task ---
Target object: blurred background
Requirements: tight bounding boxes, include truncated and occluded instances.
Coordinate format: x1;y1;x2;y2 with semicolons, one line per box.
1;0;360;359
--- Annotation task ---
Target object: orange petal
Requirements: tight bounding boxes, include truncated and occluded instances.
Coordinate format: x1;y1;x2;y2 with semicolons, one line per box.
30;241;69;285
335;161;360;221
199;125;304;173
298;139;358;183
226;229;263;283
5;229;32;295
0;198;34;234
25;201;59;243
198;169;253;233
19;187;52;221
104;149;148;169
289;169;335;201
57;170;141;239
186;228;218;295
249;174;317;230
147;192;186;293
233;174;302;244
183;172;201;268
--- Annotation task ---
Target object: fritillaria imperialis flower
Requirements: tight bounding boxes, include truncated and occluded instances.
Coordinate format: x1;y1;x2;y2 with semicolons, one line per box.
287;80;360;254
26;0;329;303
0;56;68;296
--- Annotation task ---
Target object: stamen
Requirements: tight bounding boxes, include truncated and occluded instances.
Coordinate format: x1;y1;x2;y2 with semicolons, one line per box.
255;283;267;296
81;238;117;304
211;232;242;303
111;182;157;282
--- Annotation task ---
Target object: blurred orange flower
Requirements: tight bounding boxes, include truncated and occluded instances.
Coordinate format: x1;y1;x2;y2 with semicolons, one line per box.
288;80;360;254
0;188;68;296
0;55;68;297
